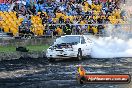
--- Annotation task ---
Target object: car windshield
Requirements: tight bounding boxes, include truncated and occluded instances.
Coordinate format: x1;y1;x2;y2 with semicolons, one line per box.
54;36;80;45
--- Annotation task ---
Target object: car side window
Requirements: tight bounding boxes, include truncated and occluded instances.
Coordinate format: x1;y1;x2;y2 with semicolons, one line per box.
81;37;86;44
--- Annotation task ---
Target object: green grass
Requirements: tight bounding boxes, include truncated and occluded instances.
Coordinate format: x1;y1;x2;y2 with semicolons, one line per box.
0;46;16;52
0;45;49;53
27;45;49;52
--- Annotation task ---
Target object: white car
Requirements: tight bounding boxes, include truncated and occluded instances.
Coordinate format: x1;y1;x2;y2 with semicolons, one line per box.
46;35;93;62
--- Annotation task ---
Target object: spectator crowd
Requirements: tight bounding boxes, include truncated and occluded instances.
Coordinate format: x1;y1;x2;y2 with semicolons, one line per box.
0;0;128;37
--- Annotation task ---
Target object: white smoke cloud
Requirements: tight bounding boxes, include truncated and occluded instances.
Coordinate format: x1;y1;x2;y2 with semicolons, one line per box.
90;37;132;58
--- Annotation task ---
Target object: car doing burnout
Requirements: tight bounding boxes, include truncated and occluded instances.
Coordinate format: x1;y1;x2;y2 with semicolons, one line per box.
46;35;93;62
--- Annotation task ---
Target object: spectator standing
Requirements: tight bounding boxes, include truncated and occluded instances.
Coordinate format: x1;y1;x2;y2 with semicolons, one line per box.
63;24;72;35
13;2;19;12
27;4;36;15
19;4;27;16
59;16;64;23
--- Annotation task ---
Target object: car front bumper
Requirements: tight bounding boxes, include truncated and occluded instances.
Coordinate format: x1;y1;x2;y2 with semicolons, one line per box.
46;50;78;58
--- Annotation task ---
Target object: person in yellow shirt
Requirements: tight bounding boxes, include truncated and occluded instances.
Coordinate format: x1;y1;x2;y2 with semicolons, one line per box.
80;20;86;25
83;1;89;7
82;1;90;12
92;26;98;35
78;66;86;77
91;3;95;10
56;26;63;35
96;4;102;11
115;9;121;19
78;66;86;84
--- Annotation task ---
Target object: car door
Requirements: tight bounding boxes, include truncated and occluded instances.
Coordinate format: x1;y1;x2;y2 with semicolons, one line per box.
80;36;88;56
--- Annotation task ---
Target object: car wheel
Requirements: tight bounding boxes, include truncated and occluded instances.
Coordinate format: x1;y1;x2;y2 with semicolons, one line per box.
77;48;82;60
48;58;55;62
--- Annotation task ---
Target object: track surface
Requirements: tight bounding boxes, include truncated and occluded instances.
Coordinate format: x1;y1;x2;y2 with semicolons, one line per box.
0;57;131;88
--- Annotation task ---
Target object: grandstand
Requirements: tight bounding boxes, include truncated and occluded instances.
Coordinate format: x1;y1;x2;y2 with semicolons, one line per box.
0;0;131;38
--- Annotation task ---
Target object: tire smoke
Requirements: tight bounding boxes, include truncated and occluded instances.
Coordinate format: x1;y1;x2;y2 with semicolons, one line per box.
91;37;132;58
